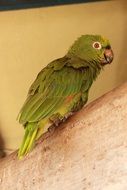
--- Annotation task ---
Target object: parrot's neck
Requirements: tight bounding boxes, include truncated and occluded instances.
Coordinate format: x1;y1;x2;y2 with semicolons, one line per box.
66;55;102;81
88;60;102;81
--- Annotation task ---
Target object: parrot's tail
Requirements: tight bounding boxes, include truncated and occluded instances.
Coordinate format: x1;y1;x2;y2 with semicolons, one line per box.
18;123;38;159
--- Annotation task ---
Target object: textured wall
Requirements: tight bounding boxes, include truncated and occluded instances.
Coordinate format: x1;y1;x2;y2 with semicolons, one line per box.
0;0;127;152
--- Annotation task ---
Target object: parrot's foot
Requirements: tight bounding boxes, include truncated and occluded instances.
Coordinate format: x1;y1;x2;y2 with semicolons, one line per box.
48;125;56;133
48;112;73;134
49;113;64;127
63;112;73;121
49;112;73;127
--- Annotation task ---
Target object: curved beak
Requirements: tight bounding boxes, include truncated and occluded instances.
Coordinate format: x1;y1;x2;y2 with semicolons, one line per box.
103;48;114;65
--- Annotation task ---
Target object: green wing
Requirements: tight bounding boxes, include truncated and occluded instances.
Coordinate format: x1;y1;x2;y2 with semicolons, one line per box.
18;57;89;125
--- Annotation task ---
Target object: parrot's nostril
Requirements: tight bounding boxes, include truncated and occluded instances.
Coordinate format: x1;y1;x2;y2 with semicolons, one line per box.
106;45;111;49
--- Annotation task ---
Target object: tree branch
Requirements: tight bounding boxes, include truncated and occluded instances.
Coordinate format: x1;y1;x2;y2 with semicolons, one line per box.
0;82;127;190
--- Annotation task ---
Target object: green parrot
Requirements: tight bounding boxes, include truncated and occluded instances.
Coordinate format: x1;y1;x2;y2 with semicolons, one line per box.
18;34;114;159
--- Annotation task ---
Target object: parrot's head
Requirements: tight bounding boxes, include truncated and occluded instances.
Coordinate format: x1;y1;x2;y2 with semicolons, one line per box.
68;34;114;66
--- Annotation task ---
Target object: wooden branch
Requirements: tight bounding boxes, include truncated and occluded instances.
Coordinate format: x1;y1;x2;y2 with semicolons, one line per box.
0;82;127;190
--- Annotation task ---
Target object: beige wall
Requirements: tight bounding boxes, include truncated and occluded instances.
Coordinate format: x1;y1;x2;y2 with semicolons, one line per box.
0;0;127;152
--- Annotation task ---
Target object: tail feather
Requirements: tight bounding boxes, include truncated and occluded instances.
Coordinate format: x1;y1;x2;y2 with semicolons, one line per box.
18;123;38;159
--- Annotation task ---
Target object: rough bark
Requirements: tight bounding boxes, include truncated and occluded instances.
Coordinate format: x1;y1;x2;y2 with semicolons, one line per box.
0;82;127;190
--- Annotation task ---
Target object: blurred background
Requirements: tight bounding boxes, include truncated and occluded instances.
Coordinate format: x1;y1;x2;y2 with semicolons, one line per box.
0;0;126;156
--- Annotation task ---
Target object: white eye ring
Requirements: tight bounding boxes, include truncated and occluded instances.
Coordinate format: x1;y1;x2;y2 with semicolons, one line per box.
92;42;102;50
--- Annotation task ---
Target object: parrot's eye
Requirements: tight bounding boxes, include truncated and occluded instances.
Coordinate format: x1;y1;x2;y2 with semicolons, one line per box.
92;42;102;50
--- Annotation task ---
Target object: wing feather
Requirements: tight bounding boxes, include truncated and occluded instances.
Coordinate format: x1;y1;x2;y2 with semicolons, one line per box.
19;57;88;125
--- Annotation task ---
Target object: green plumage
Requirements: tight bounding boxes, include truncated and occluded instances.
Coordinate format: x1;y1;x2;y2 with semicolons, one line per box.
18;35;113;158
